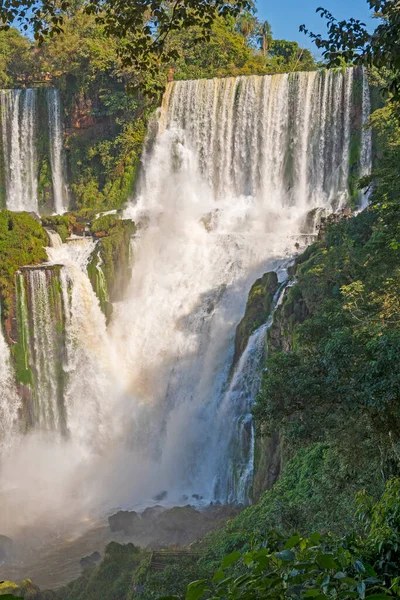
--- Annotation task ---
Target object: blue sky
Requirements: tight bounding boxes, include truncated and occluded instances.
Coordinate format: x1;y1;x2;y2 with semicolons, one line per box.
255;0;376;55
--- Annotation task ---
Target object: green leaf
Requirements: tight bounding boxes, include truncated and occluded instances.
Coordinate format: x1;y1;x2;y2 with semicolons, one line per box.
221;551;241;568
285;535;302;550
365;596;391;600
316;554;337;570
275;549;295;562
354;561;366;574
212;570;225;583
304;589;321;597
358;582;366;599
310;532;322;545
186;580;207;600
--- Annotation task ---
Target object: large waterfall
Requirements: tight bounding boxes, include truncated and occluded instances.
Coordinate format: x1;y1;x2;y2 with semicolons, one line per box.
0;69;372;538
0;88;68;213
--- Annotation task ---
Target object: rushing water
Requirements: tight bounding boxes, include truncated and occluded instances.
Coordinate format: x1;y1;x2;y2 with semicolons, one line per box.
0;69;373;542
47;89;69;213
0;88;68;213
0;305;19;455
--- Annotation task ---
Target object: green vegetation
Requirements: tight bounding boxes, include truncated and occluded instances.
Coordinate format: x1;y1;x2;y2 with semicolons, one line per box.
0;29;32;87
300;1;400;105
0;211;47;316
88;214;135;319
57;542;146;600
233;271;278;369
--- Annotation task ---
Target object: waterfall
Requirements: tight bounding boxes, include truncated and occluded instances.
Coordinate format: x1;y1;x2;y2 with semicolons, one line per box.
0;89;38;212
360;68;373;208
108;68;371;503
47;88;68;214
160;69;358;211
0;88;68;214
0;69;373;535
213;324;268;505
46;229;63;248
0;307;19;455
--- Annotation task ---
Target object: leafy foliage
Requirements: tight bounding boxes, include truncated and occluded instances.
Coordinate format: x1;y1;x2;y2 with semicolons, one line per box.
0;0;252;75
0;28;32;86
0;211;47;316
300;1;400;102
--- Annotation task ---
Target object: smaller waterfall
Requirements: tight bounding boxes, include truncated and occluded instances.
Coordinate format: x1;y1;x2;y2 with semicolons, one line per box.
213;265;291;505
360;69;373;208
47;89;68;214
46;229;63;248
0;88;68;214
18;266;66;432
0;89;38;212
214;324;268;504
0;306;20;454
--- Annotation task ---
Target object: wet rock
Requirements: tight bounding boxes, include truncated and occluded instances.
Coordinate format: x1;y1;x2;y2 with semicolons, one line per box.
80;551;101;569
0;535;13;561
108;510;140;535
153;490;168;501
232;271;279;369
191;494;203;501
141;505;166;520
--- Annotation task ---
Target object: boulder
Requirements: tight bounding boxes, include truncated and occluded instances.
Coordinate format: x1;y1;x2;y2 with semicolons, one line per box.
153;490;168;501
108;510;140;535
141;505;166;520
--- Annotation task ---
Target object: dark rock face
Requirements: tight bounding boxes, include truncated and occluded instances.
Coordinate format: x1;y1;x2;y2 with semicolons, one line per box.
107;504;241;547
80;551;101;569
268;284;309;354
232;271;279;370
0;535;13;561
108;510;140;535
153;491;168;501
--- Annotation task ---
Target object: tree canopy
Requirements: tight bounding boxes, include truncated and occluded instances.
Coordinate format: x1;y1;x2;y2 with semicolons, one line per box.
0;0;252;71
300;0;400;100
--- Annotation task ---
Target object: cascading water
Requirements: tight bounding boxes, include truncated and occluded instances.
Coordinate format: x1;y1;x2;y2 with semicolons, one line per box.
0;69;372;541
107;67;370;502
0;306;19;455
213;323;269;505
0;88;68;213
360;68;373;208
0;89;38;212
47;88;69;214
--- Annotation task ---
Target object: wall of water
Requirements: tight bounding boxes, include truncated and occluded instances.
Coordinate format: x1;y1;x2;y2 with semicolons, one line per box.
0;69;373;535
0;88;68;214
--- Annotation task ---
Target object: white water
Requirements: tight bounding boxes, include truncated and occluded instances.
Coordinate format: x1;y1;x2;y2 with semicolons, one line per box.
0;69;373;539
47;88;69;214
360;68;373;208
0;309;19;456
213;324;268;505
0;89;38;212
0;88;68;213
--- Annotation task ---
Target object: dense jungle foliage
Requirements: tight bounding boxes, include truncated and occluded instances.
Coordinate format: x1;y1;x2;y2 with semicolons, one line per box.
0;212;47;316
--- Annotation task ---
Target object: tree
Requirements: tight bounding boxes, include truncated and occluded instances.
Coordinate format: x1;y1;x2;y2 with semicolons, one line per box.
300;1;400;100
257;20;273;57
269;40;316;72
0;0;252;72
0;28;33;86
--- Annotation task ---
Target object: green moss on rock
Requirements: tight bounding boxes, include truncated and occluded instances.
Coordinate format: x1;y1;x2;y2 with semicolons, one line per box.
0;210;47;318
233;271;279;369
